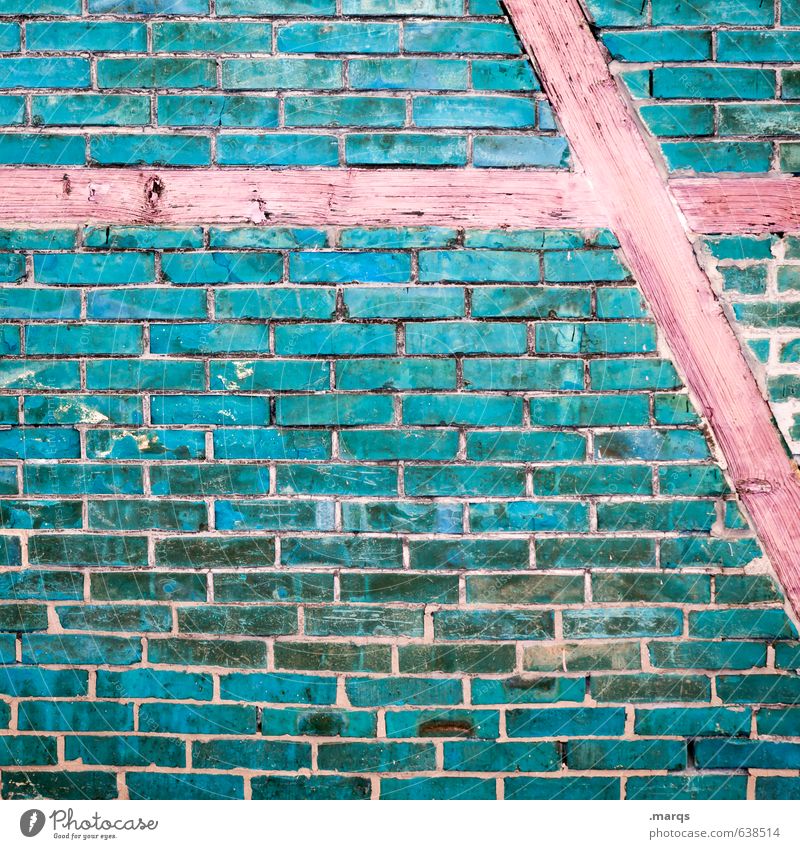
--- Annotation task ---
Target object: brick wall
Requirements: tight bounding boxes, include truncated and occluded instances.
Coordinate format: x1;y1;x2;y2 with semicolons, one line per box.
0;225;798;800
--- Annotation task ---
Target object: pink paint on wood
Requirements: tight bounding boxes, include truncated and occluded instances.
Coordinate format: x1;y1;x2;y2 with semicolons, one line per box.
2;167;799;233
504;0;800;613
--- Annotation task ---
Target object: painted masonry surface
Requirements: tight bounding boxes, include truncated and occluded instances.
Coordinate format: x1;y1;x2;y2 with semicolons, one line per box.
0;0;798;801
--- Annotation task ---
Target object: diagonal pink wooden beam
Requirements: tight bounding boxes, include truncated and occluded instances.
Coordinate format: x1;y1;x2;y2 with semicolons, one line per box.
504;0;800;614
0;167;798;233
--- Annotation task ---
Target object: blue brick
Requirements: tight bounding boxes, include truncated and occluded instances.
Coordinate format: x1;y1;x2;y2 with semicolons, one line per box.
290;251;411;283
277;23;399;54
0;58;90;90
217;134;338;166
473;136;570;168
27;21;146;52
90;135;211;167
346;134;467;166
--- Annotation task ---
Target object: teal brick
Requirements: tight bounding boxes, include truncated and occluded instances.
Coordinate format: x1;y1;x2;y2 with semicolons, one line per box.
35;252;154;285
18;701;133;732
319;742;435;772
87;429;206;460
215;499;334;532
159;95;279;128
653;67;774;101
507;707;624;738
346;133;467;165
0;58;90;90
403;394;523;426
467;358;583;392
690;609;797;639
0;24;18;52
155;536;275;569
154;22;272;53
340;502;462;534
276;394;393;426
277;22;399;54
593;572;710;604
346;676;461;707
716;575;783;604
473;136;570;168
434;609;554;641
0;603;47;632
0;737;57;767
91;572;207;603
466;574;583;605
758;708;800;736
25;395;141;426
533;464;651;496
150;322;270;355
467;430;586;462
65;736;185;769
472;60;538;92
151;394;269;426
0;570;83;601
0;97;24;125
127;773;243;801
717;674;800;704
592;674;711;702
210;227;327;249
87;359;204;391
420;250;538;282
568;739;685;771
696;740;800;770
274;641;391;673
0;428;80;460
88;498;207;532
596;286;648;319
217;288;335;320
0;134;85;165
178;605;296;636
386;709;498;739
444;741;559;772
398;644;515;674
213;572;333;603
775;643;800;669
150;464;270;495
163;251;281;284
757;777;800;800
2;771;118;801
223;59;342;90
663;141;773;173
598;500;716;532
720;104;800;136
343;0;461;12
0;499;81;530
349;58;467;91
661;537;762;568
340;227;457;249
651;0;774;25
590;358;680;390
89;289;207;320
471;285;589;318
603;29;711;62
531;395;649;426
634;707;750;737
0;634;14;663
627;775;747;801
413;96;535;128
563;608;682;639
29;534;148;567
91;135;211;167
469;500;588;532
27;21;146;52
410;538;529;570
194;738;311;769
337;358;456;390
405;465;526;497
281;537;403;569
215;429;330;460
0;360;80;390
381;778;495;801
277;324;396;355
286;96;405;128
536;322;656;354
343;286;463;319
216;0;333;12
405;23;520;54
21;634;142;665
96;669;212;700
220;672;336;704
89;0;209;10
97;58;215;90
32;95;150;126
0;667;87;698
84;226;203;250
406;321;527;354
261;708;375;738
338;429;459;461
223;133;340;166
291;251;410;283
719;32;800;63
506;777;620;801
149;638;267;668
23;464;142;496
252;775;369;801
721;265;768;294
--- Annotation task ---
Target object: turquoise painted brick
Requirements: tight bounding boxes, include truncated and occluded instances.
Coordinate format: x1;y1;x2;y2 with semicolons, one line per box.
595;429;709;460
318;742;436;773
25;395;142;426
386;708;499;739
531;394;649;426
87;429;206;461
154;22;272;53
159;95;279;128
596;286;648;318
341;502;461;534
757;778;800;800
210;227;328;249
444;740;559;772
413;96;535;128
212;572;333;602
223;59;342;90
150;322;270;355
472;60;538;92
586;0;648;26
720;265;768;294
127;772;243;801
3;0;80;12
592;674;711;702
220;672;337;704
410;538;529;570
569;739;685;771
343;286;462;319
466;574;583;605
406;321;527;355
151;394;269;426
340;227;457;249
27;21;146;52
91;135;211;167
0;58;89;90
758;708;800;736
563;608;682;639
290;251;410;283
274;641;391;673
164;252;282;285
339;429;458;461
590;358;680;390
0;428;80;460
210;359;329;391
533;464;651;496
84;226;203;250
775;643;800;669
35;252;154;285
88;498;207;532
177;604;297;636
216;288;335;320
277;22;399;53
627;775;747;801
276;324;396;355
598;500;716;532
464;359;583;391
405;23;520;54
653;67;775;100
381;778;495;801
2;771;118;801
0;737;57;767
150;464;270;495
88;288;207;321
0;96;24;125
736;302;800;327
285;96;405;128
347;676;461;708
705;235;775;261
97;58;216;89
349;58;467;91
89;0;209;10
155;536;275;569
0;571;83;601
281;537;403;569
343;0;461;12
473;136;570;168
149;637;267;668
506;777;620;801
404;394;522;426
26;324;141;356
420;249;538;282
215;429;330;460
467;430;586;462
786;0;800;26
661;537;762;568
96;669;211;700
0;360;80;390
32;95;150;126
635;707;750;737
22;634;142;665
696;740;800;770
0;634;15;663
65;736;185;769
217;0;332;11
276;394;393;425
720;104;800;136
29;534;148;567
261;708;376;738
405;465;525;497
508;707;625;738
472;285;589;318
0;604;48;631
663;142;773;173
0;500;73;530
719;32;800;63
0;24;19;52
0;253;23;282
603;29;712;62
641;104;715;137
716;575;783;604
544;249;627;282
398;644;515;674
0;134;85;165
252;775;369;801
651;0;774;25
23;464;142;496
0;667;87;698
717;674;800;704
346;133;467;165
218;134;339;166
690;609;797;639
658;465;726;496
338;358;455;389
434;609;554;641
194;738;311;768
469;500;588;532
536;322;656;354
91;571;207;603
18;701;133;732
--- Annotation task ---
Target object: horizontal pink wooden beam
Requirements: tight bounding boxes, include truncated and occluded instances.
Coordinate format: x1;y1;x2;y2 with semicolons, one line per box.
0;168;798;233
505;0;800;616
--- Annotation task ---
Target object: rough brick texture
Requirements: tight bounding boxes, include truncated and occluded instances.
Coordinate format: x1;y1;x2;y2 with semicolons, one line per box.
0;225;798;801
